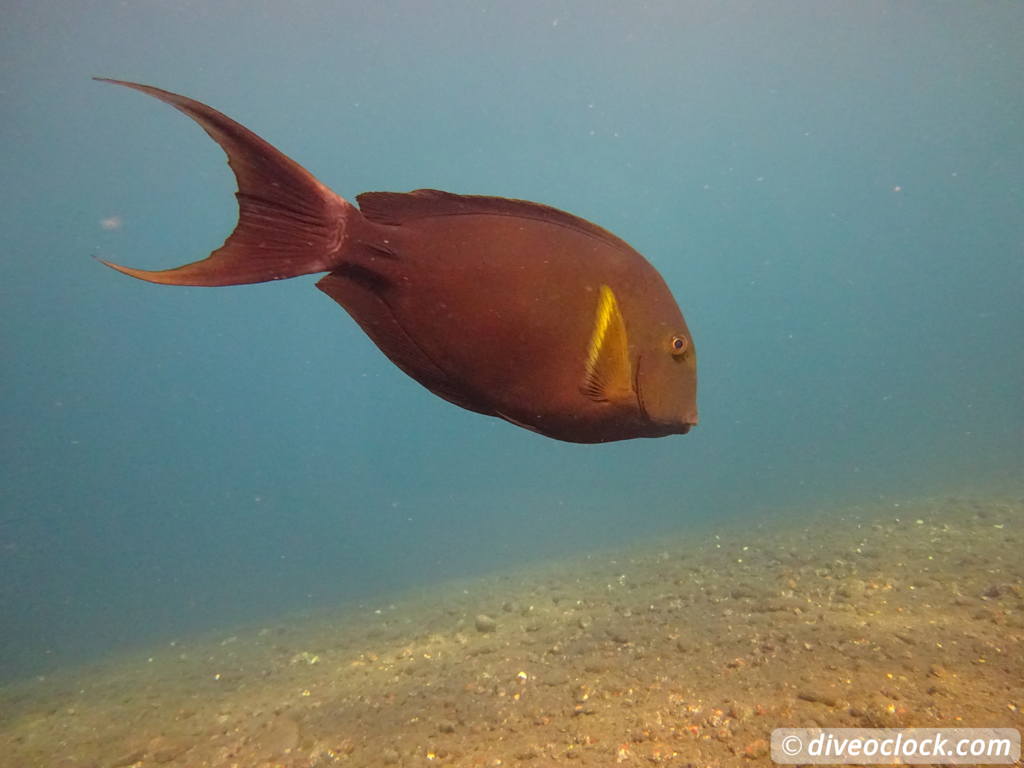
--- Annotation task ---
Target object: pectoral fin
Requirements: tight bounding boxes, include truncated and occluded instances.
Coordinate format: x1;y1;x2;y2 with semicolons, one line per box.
581;285;633;403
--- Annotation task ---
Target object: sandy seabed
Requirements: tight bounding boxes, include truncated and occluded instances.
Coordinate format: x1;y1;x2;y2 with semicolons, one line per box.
1;495;1021;768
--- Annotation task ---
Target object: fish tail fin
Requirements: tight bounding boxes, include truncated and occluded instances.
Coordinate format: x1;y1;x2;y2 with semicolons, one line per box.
94;78;356;286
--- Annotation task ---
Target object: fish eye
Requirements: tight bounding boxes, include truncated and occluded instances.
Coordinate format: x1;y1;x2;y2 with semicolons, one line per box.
670;335;688;356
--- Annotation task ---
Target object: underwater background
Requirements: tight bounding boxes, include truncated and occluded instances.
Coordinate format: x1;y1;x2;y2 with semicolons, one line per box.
1;0;1022;683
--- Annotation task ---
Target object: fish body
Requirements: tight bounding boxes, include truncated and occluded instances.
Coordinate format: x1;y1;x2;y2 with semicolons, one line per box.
97;80;698;443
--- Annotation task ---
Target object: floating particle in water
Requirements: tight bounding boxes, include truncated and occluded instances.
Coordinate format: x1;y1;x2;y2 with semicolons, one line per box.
100;215;123;230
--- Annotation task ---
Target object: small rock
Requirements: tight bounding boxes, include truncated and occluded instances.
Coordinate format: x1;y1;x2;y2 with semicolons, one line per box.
752;597;802;613
928;663;948;678
260;716;300;758
606;625;630;644
729;703;753;721
539;670;569;686
837;579;867;600
730;584;762;599
972;607;999;622
438;719;456;733
572;684;592;703
798;688;839;708
743;738;769;758
475;614;497;633
149;737;187;764
110;750;146;768
853;694;903;727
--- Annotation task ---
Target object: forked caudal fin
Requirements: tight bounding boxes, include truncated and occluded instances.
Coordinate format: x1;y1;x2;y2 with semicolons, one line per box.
94;78;355;286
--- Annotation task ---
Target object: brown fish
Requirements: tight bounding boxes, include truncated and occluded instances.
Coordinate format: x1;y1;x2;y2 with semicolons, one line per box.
96;79;698;443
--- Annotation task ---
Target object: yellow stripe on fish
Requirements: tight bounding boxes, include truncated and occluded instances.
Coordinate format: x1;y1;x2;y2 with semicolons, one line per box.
582;285;633;403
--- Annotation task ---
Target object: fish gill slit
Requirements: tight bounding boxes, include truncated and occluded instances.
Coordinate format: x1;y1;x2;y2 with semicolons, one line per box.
633;354;648;420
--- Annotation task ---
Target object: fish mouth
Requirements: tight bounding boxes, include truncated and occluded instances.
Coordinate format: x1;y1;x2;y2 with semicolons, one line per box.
634;354;697;436
654;420;694;437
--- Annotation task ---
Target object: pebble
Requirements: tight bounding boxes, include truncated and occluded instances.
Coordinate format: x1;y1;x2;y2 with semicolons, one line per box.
148;737;188;764
972;607;999;622
729;702;753;721
798;688;839;708
260;716;300;758
539;670;570;686
475;614;497;633
606;625;630;644
572;683;592;703
110;749;146;768
751;597;802;613
730;584;762;599
743;738;769;758
837;579;867;600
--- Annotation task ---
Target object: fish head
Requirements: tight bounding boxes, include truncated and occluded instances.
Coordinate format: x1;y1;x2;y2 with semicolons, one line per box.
581;283;697;438
633;320;698;437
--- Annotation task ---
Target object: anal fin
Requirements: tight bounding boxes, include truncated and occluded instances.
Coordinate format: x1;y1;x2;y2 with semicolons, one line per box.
316;272;493;417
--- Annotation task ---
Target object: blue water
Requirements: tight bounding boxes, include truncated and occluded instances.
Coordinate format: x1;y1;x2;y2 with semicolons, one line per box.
2;1;1021;681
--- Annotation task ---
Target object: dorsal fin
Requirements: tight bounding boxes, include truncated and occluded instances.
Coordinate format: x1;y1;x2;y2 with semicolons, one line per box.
356;189;634;252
